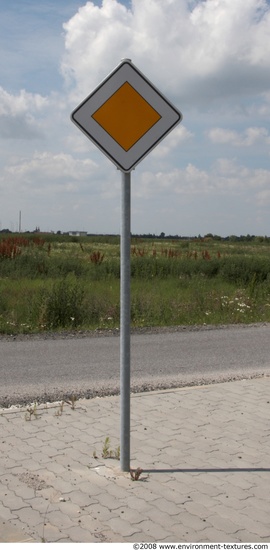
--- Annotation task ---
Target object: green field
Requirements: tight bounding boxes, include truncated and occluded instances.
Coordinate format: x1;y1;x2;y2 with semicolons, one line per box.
0;233;270;334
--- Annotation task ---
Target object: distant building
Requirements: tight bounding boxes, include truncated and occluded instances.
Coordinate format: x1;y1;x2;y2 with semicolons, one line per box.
68;231;87;237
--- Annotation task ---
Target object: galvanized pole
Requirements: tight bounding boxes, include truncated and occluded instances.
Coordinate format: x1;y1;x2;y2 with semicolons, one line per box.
120;170;131;472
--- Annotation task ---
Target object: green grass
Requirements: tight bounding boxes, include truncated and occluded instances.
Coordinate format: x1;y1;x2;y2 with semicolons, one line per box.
0;234;270;333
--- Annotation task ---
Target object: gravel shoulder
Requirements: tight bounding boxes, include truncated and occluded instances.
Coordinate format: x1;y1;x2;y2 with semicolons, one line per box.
0;321;269;341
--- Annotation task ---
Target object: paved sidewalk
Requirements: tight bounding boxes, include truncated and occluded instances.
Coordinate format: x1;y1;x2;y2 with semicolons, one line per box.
0;377;270;543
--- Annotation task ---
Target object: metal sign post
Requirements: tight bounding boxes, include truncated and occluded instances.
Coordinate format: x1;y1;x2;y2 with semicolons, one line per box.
71;59;182;472
120;171;131;471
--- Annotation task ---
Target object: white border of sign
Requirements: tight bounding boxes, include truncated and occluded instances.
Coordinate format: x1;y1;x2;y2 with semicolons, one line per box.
71;59;182;172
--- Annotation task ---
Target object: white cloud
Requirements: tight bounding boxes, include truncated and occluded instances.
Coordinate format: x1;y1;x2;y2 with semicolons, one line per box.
208;126;270;147
128;159;269;205
0;87;47;117
0;87;48;140
1;0;270;236
151;126;193;158
62;0;270;104
1;152;98;196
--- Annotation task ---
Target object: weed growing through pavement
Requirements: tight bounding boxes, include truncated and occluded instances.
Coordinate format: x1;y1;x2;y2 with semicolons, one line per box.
54;401;65;417
92;437;120;460
102;436;120;459
65;394;77;410
130;467;143;481
24;403;39;421
23;396;77;420
41;503;50;543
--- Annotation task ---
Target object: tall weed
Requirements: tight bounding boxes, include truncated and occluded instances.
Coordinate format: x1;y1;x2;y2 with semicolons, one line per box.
39;276;84;329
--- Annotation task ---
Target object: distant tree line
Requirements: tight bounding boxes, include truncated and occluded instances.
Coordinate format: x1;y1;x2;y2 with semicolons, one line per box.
1;228;269;242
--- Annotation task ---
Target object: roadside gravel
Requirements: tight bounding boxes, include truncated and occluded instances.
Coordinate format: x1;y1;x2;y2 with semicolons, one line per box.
0;321;269;341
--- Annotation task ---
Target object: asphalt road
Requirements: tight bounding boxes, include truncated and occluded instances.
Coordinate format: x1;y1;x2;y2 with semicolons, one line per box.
1;324;270;406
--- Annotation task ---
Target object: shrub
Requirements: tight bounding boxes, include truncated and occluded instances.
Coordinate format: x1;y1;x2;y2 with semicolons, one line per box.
220;257;270;285
39;276;84;329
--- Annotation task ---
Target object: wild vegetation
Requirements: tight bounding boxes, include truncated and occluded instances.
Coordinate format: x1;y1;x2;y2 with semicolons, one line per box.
0;232;270;334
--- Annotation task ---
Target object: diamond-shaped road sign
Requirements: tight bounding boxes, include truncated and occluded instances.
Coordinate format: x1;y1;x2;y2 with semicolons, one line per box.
71;59;182;172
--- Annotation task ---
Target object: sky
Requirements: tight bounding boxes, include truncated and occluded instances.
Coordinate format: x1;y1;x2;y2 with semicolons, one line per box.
0;0;270;237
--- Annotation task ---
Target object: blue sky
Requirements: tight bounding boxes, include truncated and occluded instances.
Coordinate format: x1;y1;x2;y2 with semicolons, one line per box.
0;0;270;236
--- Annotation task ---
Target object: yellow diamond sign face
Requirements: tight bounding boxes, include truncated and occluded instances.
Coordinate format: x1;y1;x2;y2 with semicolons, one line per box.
92;82;161;151
71;60;182;172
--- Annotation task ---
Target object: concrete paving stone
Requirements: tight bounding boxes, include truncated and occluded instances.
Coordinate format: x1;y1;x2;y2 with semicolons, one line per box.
45;438;69;451
58;499;83;518
15;506;44;527
212;502;254;525
43;424;67;436
84;471;111;489
12;484;36;501
35;521;67;543
229;512;270;538
117;506;146;525
222;484;256;501
24;496;52;514
229;475;259;491
75;479;103;497
151;498;182;516
183;500;213;520
35;430;57;442
241;506;270;526
27;451;55;465
167;525;207;543
106;516;142;538
207;514;241;535
1;378;270;542
131;519;171;540
145;507;183;530
126;532;155;542
36;486;59;502
42;462;67;475
235;529;264;543
1;458;19;470
215;494;252;511
244;495;270;513
0;472;15;486
187;491;217;510
59;524;98;543
164;479;195;497
20;436;43;448
124;495;154;514
189;480;224;498
45;509;76;530
95;492;126;511
177;510;211;532
105;483;131;500
151;484;187;505
0;517;35;543
131;453;158;466
128;487;161;504
53;454;80;470
252;484;270;500
69;439;93;454
23;468;55;487
0;503;17;521
66;490;98;507
2;492;30;512
100;527;128;542
85;502;116;522
79;511;119;536
201;526;240;543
